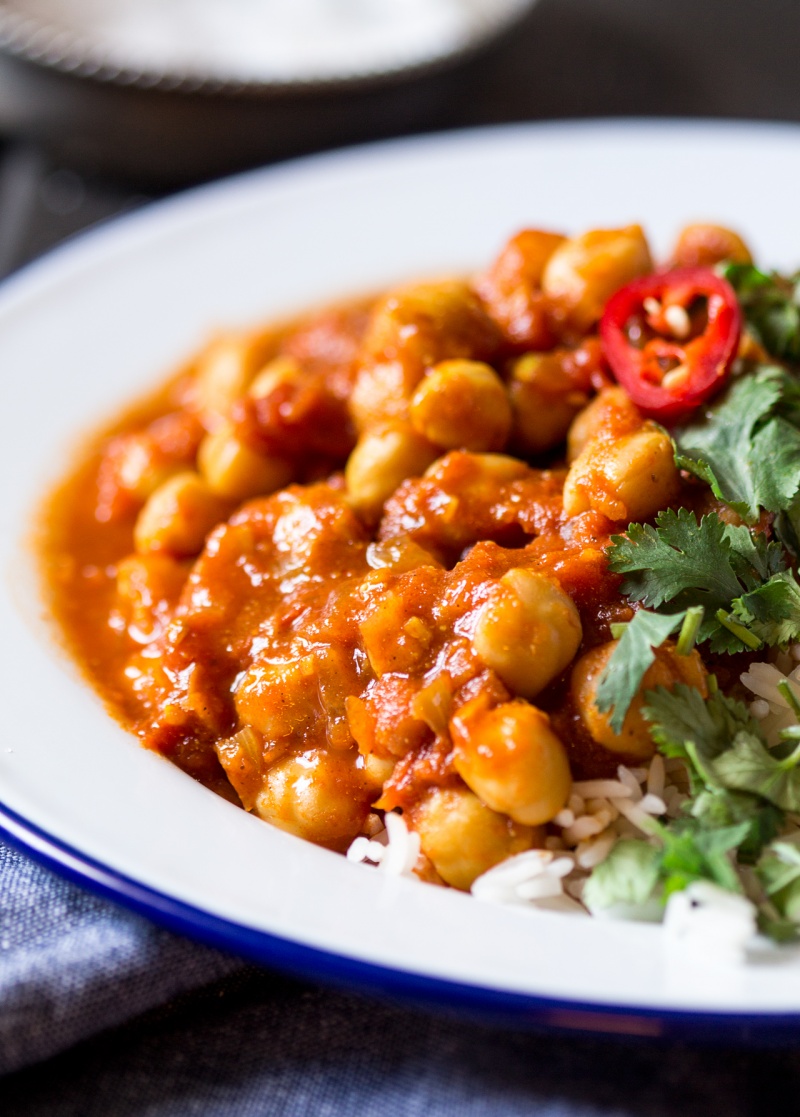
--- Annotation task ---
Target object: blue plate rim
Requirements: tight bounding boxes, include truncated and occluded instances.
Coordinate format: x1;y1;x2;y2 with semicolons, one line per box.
3;798;800;1045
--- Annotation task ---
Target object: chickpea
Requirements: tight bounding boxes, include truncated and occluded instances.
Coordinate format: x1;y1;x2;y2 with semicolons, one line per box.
361;752;396;794
509;353;588;454
254;748;371;847
234;656;318;740
409;360;512;452
351;281;501;431
409;786;537;891
427;451;529;484
452;700;571;825
672;223;752;269
363;280;500;369
134;471;226;557
350;359;419;431
97;412;204;522
345;422;439;521
571;639;707;758
365;535;441;573
566;386;642;462
562;425;679;523
248;355;304;400
479;229;567;299
110;434;183;503
194;330;279;422
542;225;653;332
359;588;435;677
198;423;293;500
472;568;582;699
475;228;566;349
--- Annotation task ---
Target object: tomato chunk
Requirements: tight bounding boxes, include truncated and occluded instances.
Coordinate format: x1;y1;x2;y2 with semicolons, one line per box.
599;267;741;423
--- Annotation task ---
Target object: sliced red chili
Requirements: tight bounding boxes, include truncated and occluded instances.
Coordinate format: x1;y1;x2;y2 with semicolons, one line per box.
599;266;741;423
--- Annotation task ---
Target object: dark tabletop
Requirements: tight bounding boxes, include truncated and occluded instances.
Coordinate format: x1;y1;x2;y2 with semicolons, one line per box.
2;0;800;1112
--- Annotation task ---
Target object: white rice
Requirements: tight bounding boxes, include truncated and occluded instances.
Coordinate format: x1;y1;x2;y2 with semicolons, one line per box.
470;848;581;910
741;646;800;748
346;810;420;877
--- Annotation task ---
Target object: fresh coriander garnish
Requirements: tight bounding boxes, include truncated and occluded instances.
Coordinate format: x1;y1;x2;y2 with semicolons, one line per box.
720;263;800;363
596;509;800;729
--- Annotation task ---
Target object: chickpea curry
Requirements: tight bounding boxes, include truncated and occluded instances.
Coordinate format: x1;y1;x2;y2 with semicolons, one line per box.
42;220;800;932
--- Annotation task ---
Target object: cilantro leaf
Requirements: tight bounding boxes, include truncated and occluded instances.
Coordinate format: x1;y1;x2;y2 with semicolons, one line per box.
756;906;800;943
774;497;800;560
713;733;800;812
582;839;661;915
756;839;800;937
644;683;800;812
689;788;783;864
658;819;750;897
594;609;684;733
644;682;760;766
607;508;790;653
757;838;800;898
721;263;800;362
732;570;800;646
608;509;746;612
676;367;800;523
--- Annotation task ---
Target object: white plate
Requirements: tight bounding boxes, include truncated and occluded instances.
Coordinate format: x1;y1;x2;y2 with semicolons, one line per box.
4;120;800;1042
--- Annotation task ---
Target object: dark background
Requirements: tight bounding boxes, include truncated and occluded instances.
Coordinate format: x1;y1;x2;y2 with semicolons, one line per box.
3;0;800;1111
1;0;799;277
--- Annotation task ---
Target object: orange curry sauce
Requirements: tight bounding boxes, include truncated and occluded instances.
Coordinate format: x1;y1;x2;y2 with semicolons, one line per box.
39;225;716;886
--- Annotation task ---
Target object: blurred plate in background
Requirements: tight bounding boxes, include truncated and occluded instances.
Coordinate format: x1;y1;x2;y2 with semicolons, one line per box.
0;0;538;185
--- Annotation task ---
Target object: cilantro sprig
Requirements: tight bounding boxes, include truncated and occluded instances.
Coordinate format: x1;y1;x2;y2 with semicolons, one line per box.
584;685;799;939
609;508;787;646
584;262;800;941
596;509;800;730
675;366;800;526
721;263;800;363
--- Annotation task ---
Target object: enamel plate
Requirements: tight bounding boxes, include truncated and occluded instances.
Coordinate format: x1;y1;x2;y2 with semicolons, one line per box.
3;121;800;1042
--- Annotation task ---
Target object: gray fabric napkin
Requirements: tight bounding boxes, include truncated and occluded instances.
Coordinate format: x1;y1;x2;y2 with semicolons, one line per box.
0;841;243;1074
3;836;800;1115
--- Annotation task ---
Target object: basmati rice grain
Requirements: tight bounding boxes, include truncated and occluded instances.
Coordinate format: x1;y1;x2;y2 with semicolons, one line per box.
750;698;771;720
591;807;616;830
614;796;660;834
379;812;421;876
616;766;643;799
553;808;575;828
562;814;605;844
647;754;665;799
638;793;667;816
741;662;792;705
585;797;619;823
575;828;616;869
572;779;633;799
516;875;564;901
346;836;372;863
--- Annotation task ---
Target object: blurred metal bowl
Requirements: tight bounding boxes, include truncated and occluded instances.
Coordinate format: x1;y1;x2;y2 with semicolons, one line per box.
0;0;538;186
